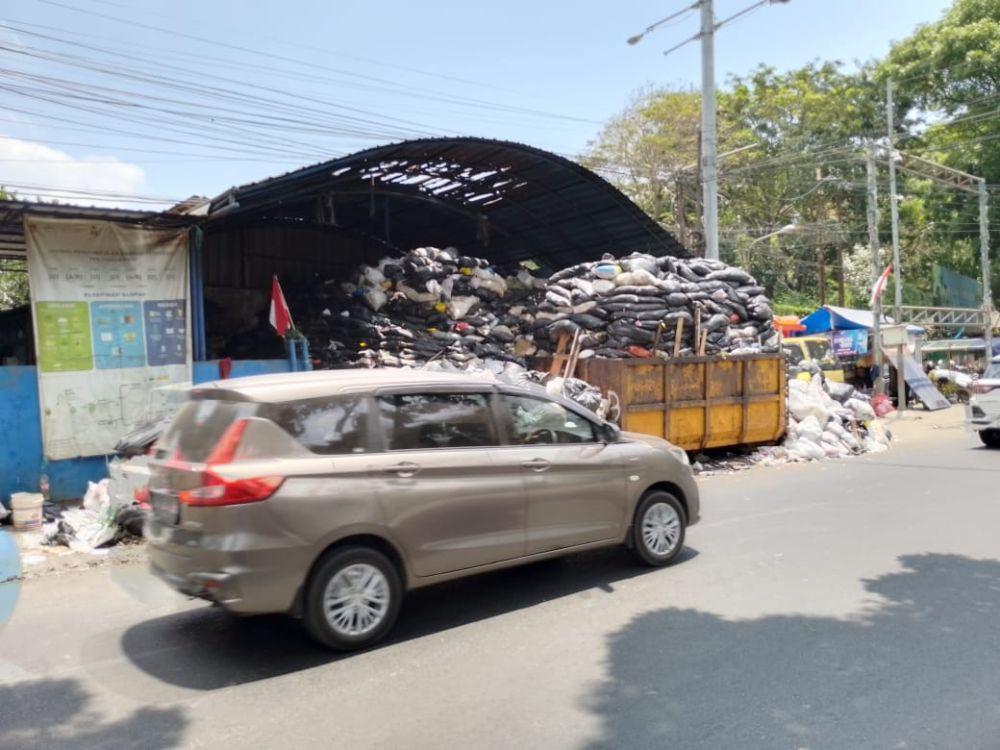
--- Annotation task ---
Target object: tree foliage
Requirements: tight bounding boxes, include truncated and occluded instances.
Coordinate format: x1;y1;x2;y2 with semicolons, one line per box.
584;0;999;312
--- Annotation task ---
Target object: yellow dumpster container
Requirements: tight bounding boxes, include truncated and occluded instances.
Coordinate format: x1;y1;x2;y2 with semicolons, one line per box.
539;353;787;451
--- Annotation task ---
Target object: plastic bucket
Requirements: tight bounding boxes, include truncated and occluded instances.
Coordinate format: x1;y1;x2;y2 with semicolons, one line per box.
10;493;44;532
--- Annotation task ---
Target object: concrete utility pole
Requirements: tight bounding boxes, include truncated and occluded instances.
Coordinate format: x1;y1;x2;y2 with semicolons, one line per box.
886;80;903;321
866;142;884;394
980;181;994;359
699;0;719;260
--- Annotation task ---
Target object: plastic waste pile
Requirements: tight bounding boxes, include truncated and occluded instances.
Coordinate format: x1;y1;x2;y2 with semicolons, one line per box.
778;376;889;462
530;252;778;358
39;458;148;554
300;246;544;369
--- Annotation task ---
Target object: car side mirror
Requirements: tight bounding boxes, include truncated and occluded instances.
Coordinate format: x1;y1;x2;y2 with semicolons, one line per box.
598;422;620;443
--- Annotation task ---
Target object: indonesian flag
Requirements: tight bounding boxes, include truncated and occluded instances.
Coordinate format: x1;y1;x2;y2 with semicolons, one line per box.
269;275;294;336
870;263;892;306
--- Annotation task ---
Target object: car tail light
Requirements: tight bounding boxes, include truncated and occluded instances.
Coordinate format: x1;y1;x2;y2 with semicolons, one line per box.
177;419;284;507
972;383;996;395
179;473;283;507
134;485;151;504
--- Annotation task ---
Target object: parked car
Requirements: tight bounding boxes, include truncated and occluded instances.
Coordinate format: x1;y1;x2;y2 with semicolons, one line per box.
782;335;846;382
968;355;1000;448
146;369;699;650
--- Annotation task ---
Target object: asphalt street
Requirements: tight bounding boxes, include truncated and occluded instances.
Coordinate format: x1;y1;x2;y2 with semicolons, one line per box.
1;408;998;749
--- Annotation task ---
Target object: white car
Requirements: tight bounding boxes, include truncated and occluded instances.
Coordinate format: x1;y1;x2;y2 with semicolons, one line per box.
968;355;1000;448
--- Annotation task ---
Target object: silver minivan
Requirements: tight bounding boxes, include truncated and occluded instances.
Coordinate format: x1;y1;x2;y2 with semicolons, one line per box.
147;369;699;650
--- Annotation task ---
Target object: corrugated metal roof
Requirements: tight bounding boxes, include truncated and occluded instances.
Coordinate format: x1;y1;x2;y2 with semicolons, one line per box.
205;137;687;270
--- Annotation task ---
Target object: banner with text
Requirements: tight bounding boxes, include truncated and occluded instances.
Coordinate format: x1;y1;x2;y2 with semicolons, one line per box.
25;217;190;460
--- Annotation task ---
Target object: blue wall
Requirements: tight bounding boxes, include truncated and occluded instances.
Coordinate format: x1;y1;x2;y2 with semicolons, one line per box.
0;359;290;505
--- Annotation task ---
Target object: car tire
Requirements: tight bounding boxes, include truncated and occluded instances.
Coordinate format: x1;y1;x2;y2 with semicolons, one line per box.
979;430;1000;449
631;490;687;567
304;545;403;651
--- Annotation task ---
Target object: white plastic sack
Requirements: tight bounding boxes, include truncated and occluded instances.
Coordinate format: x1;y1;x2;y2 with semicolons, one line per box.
845;398;876;422
794;415;824;444
447;296;478;320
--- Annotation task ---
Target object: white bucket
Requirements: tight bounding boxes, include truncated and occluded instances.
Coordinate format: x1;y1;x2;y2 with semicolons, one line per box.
11;492;44;532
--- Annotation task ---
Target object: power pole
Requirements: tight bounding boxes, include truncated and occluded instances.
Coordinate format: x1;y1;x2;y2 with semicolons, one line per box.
866;142;884;394
980;181;994;359
886;80;903;322
699;0;719;260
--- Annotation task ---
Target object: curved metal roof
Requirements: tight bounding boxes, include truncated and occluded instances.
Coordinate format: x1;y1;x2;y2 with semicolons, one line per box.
206;137;686;270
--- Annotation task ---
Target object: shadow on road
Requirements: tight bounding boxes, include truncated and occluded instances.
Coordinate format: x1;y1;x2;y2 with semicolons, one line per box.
0;677;186;749
121;546;697;690
581;553;1000;749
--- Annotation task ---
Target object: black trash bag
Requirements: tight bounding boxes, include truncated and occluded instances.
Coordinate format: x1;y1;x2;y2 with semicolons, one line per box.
116;505;147;539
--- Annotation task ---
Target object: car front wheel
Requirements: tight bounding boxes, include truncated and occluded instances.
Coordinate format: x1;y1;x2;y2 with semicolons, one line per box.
631;490;687;566
304;546;403;651
979;430;1000;449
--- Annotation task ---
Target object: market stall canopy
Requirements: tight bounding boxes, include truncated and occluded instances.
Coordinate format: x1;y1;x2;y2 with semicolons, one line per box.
922;337;1000;356
203;137;686;272
799;305;924;336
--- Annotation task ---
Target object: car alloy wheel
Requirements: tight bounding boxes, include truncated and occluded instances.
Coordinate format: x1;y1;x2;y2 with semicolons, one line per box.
323;563;391;637
641;501;682;557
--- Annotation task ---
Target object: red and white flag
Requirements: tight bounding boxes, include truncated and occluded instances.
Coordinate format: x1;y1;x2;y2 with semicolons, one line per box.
870;263;893;306
269;275;294;336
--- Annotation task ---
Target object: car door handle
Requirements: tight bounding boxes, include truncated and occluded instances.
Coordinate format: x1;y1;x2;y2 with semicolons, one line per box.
521;458;551;472
384;462;420;478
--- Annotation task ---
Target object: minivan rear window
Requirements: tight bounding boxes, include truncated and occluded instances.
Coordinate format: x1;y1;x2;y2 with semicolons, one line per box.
377;393;497;450
268;396;369;455
157;399;259;463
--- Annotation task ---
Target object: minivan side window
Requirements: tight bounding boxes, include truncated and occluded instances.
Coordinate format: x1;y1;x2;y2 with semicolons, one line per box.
377;393;498;450
501;395;596;445
269;396;369;455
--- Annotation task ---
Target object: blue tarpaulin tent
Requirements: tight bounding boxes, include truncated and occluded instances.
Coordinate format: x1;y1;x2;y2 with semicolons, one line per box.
798;305;924;336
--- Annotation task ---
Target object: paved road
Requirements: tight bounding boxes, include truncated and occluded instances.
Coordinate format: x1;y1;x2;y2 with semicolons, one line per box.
1;409;998;749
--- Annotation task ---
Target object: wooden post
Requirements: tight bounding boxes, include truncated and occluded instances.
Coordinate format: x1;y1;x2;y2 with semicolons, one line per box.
693;308;701;356
673;318;684;357
651;322;665;356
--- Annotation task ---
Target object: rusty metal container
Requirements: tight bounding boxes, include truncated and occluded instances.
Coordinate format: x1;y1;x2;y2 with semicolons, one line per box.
539;353;787;451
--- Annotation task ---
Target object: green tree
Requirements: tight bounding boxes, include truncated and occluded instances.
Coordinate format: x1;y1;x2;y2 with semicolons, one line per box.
0;186;30;311
880;0;1000;303
581;88;703;239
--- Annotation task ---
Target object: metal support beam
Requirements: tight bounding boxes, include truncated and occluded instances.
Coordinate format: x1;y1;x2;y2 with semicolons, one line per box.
866;142;884;393
980;181;994;359
886;80;903;320
188;225;206;362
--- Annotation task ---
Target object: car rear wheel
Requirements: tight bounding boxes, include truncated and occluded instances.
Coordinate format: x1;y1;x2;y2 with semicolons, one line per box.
304;546;402;651
631;491;686;567
979;430;1000;449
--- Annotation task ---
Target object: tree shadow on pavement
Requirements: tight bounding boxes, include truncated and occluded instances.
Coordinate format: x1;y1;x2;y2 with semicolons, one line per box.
120;546;696;690
0;677;186;750
582;553;1000;749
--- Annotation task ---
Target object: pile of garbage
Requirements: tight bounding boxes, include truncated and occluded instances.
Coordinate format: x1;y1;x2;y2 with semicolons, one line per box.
300;246;544;369
780;376;890;461
531;252;778;358
297;246;776;370
38;458;147;554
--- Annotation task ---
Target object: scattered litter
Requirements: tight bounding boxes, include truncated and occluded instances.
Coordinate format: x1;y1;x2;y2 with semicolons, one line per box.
694;374;891;475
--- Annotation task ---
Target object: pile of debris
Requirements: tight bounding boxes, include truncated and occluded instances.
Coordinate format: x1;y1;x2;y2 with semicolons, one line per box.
693;373;891;475
299;247;777;370
531;252;777;358
38;458;147;554
300;246;544;369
